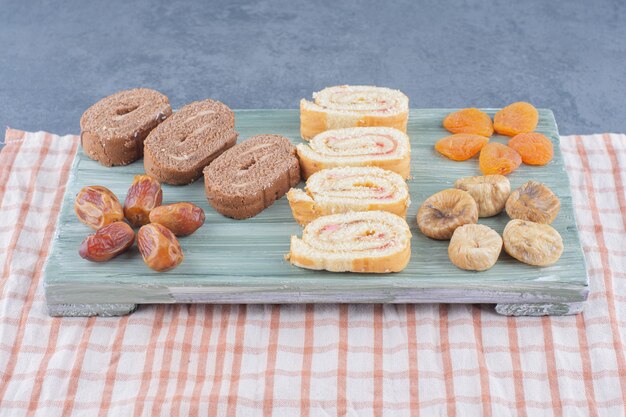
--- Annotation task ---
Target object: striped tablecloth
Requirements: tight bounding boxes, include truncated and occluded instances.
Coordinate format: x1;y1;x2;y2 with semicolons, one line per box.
0;128;624;417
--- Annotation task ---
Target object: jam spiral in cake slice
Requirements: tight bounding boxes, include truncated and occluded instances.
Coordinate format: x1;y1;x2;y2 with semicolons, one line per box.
287;166;409;225
289;210;411;273
144;99;238;185
297;126;410;179
80;88;172;166
203;134;300;219
300;85;409;140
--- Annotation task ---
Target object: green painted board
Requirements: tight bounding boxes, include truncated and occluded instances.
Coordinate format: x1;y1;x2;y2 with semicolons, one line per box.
43;109;588;317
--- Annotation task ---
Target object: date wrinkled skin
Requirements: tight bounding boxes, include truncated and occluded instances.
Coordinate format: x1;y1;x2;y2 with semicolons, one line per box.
79;221;135;262
137;223;184;271
124;174;163;227
149;202;205;236
74;185;124;230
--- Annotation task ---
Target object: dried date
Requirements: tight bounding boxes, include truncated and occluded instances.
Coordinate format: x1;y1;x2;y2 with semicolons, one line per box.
149;202;205;236
124;174;163;227
137;223;184;271
74;185;124;230
79;221;135;262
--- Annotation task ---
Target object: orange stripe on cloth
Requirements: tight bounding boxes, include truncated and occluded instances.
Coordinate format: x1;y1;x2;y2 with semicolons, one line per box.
60;317;96;416
171;305;198;417
97;315;130;417
575;314;599;417
336;305;349;417
541;317;562;416
0;129;26;209
576;135;626;403
300;304;315;417
602;133;626;230
0;132;77;406
151;305;183;416
208;305;232;417
133;306;166;417
439;305;456;417
507;317;527;417
373;305;384;417
406;305;420;417
263;305;281;417
471;306;492;417
189;306;215;417
0;132;52;293
25;319;62;417
226;305;248;416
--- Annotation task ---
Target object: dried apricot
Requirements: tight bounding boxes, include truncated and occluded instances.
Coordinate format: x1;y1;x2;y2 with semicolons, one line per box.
149;202;205;236
434;134;489;161
443;108;493;137
138;223;184;271
124;175;163;227
493;102;538;136
508;132;553;165
74;185;124;230
479;142;522;175
79;221;135;262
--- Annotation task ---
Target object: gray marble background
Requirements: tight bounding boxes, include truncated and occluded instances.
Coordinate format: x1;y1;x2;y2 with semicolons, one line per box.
1;0;625;148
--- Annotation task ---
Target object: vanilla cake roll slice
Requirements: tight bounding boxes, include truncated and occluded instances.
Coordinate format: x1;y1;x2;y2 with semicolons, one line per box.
287;166;410;225
289;211;411;273
297;127;410;179
300;85;409;140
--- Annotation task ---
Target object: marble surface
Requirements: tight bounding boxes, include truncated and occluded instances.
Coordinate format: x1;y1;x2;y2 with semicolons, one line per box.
1;0;625;149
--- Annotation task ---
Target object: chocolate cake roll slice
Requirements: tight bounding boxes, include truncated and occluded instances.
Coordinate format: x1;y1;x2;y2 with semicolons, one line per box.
203;135;300;219
80;88;172;167
144;99;238;185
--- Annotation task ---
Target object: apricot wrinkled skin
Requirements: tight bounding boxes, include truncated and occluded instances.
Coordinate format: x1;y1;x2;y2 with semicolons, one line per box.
74;185;124;230
434;134;489;161
124;175;163;227
508;132;554;165
443;108;494;137
149;202;205;236
494;102;538;136
479;142;522;176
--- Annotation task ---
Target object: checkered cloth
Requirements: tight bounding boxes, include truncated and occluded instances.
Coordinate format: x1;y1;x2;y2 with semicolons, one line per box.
0;128;624;417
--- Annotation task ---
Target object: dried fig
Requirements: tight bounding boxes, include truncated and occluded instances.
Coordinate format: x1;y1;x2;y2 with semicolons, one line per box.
417;189;478;240
79;221;135;262
506;181;560;224
74;185;124;230
138;223;184;271
149;202;205;236
503;219;563;266
124;174;163;227
448;224;502;271
454;175;511;217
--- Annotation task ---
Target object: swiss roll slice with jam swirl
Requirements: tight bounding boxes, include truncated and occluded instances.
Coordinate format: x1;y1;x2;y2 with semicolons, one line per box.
287;166;409;226
288;211;411;273
300;85;409;140
296;127;410;180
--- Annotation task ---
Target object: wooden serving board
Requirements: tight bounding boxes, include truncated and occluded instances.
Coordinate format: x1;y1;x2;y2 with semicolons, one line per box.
43;109;588;317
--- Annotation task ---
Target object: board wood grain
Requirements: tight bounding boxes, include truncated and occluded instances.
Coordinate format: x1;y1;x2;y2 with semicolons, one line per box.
43;109;588;316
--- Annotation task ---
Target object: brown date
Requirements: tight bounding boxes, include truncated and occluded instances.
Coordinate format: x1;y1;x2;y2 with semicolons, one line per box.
148;202;205;236
79;221;135;262
124;174;163;227
74;185;124;230
137;223;184;272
